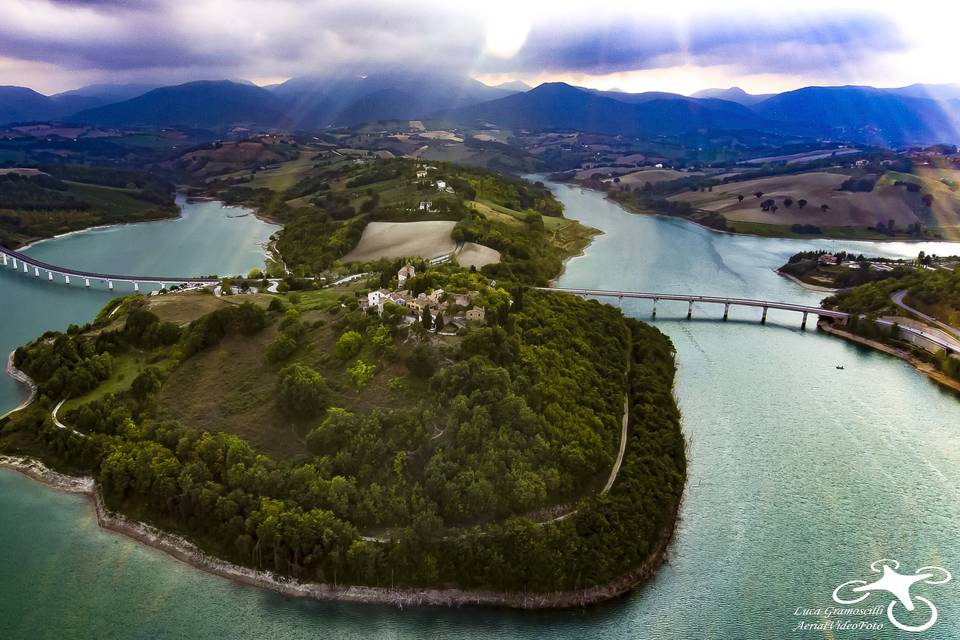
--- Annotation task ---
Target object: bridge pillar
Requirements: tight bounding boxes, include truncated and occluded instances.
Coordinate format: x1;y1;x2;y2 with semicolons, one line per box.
11;258;17;269
33;266;39;277
761;306;768;323
47;270;53;281
687;300;693;319
651;298;657;317
723;303;730;320
801;312;808;329
160;282;166;290
2;254;6;266
134;282;139;292
84;278;90;288
64;274;70;284
22;262;28;273
108;280;114;290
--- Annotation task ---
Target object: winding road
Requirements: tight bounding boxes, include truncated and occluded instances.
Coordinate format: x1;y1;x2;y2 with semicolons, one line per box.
892;290;960;343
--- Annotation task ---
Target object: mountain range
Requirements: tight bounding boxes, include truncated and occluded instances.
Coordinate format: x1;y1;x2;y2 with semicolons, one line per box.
2;75;959;145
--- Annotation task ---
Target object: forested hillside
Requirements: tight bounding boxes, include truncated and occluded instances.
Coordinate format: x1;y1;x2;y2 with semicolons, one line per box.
2;280;684;594
0;166;178;248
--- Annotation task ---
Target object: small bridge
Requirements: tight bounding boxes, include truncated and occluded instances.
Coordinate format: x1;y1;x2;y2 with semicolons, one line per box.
1;245;219;291
543;287;957;354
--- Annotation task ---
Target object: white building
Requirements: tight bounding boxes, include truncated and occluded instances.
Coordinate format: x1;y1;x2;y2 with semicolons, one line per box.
368;289;389;309
398;264;415;285
435;180;447;190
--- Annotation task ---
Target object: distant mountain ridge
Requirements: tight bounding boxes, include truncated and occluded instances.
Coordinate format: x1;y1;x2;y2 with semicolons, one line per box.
691;86;773;105
752;85;960;145
71;81;287;128
270;71;518;127
0;76;958;145
435;82;769;136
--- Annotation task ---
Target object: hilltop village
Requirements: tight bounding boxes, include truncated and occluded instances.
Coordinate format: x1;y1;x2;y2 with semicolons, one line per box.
362;263;486;331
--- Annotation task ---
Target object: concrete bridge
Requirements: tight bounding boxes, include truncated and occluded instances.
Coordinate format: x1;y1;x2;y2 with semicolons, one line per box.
544;287;849;328
543;287;957;354
4;248;954;355
1;244;219;291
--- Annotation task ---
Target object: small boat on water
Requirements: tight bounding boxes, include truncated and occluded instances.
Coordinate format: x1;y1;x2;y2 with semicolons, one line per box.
836;364;845;370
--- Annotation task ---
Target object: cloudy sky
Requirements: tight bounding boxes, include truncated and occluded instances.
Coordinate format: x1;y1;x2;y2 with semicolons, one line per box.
1;0;957;95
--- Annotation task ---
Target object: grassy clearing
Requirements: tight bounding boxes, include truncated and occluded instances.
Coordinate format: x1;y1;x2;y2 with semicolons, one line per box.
144;292;232;324
248;154;318;191
155;302;426;460
289;287;354;312
62;352;175;413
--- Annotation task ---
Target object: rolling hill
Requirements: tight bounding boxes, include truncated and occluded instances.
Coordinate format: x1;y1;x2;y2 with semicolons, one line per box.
691;86;773;105
70;80;288;128
437;82;767;136
271;71;518;127
752;86;960;145
0;86;67;123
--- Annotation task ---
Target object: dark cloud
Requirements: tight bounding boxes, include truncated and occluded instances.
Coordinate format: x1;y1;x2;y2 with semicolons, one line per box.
480;11;905;75
0;1;910;88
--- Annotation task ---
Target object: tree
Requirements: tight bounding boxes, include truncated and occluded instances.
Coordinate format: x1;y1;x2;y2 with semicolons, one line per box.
265;334;297;363
348;360;376;388
276;363;329;417
797;199;808;209
737;194;744;203
754;191;763;199
434;311;445;332
784;197;794;208
131;367;162;399
406;345;437;378
335;331;363;359
421;307;433;331
820;204;830;212
922;193;934;207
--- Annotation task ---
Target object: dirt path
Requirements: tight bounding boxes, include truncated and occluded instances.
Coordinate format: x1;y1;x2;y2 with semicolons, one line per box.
602;396;629;494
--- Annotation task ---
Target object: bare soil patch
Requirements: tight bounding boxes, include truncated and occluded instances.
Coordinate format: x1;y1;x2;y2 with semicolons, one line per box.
458;242;501;269
343;221;457;262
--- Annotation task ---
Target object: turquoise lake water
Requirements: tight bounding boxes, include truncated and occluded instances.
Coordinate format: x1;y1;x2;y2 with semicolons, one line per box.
2;185;960;639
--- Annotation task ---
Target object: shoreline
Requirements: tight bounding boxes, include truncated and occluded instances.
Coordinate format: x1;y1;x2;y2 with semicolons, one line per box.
818;321;960;395
775;270;839;293
0;351;36;420
0;454;679;609
12;191;280;255
13;208;183;253
585;185;960;245
547;225;603;287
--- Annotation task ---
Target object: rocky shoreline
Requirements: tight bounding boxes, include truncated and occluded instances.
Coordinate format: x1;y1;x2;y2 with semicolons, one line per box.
0;453;679;609
1;352;37;420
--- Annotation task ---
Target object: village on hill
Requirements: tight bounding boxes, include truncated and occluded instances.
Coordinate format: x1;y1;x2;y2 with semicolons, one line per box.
361;263;486;333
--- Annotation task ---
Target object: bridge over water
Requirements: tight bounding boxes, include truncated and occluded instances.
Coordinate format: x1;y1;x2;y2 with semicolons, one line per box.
2;247;954;354
542;287;958;354
1;244;220;291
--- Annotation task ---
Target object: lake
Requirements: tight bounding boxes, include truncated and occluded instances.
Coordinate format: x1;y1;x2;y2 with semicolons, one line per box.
2;184;959;639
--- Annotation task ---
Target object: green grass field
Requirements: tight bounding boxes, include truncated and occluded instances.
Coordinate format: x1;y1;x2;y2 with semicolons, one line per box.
248;154;318;191
62;352;176;413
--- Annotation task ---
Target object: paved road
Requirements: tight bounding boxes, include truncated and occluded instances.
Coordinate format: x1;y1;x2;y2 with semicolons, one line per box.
892;290;960;341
